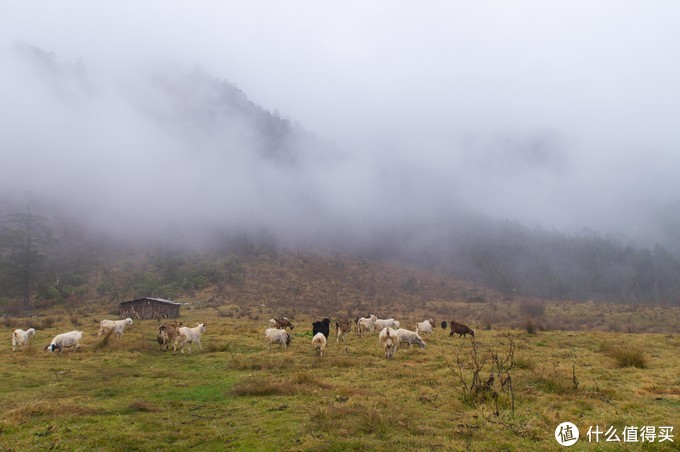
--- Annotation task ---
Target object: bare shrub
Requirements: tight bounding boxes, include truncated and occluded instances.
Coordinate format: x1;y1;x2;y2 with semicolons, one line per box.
444;334;516;416
524;318;537;335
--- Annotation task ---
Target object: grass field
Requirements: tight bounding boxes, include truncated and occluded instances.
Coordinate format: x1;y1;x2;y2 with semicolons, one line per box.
1;305;679;451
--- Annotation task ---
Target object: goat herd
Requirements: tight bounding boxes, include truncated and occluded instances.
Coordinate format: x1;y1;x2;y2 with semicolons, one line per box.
265;314;476;359
10;318;206;355
9;314;475;359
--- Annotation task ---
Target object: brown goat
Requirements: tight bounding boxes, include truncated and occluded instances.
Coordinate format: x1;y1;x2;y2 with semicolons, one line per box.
274;318;295;331
335;320;351;342
449;321;475;338
157;320;183;351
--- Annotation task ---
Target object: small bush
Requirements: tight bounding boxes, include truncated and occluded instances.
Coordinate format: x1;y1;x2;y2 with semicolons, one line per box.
603;345;647;369
525;318;537;335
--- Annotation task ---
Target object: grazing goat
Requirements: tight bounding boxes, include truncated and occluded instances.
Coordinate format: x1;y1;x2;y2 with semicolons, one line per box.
335;320;351;342
312;318;331;339
268;319;278;328
98;318;133;338
174;323;206;354
312;332;327;356
273;317;295;331
12;328;36;352
157;320;183;351
396;328;426;349
441;321;448;330
265;328;291;349
45;331;83;353
449;321;475;338
356;314;377;337
375;318;399;331
379;327;400;359
415;318;435;335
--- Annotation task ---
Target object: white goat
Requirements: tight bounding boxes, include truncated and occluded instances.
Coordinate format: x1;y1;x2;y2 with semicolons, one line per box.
357;314;377;337
268;318;278;328
379;327;400;359
174;323;206;354
12;328;36;352
396;328;426;349
312;332;327;356
415;318;435;335
98;318;133;338
375;318;399;331
265;328;291;349
45;331;84;353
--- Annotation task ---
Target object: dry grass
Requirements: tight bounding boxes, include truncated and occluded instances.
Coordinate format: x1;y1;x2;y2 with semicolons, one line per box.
1;398;96;424
0;297;678;449
600;343;648;369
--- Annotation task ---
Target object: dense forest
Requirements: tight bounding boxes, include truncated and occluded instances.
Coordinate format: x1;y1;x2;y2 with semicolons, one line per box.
1;206;678;315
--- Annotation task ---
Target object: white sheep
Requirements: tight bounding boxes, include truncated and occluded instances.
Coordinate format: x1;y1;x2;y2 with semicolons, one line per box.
12;328;36;352
357;314;377;337
174;323;206;354
415;318;435;335
312;332;327;356
45;331;84;353
396;328;426;349
375;318;399;331
379;327;400;359
98;318;133;338
265;328;291;349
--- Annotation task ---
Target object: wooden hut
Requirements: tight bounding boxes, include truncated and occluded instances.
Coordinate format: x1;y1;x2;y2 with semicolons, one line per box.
118;297;181;319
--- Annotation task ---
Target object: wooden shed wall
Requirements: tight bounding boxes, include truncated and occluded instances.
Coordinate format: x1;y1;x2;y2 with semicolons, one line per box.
119;300;180;319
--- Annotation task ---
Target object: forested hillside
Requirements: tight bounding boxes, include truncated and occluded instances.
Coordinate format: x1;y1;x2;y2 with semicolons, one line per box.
1;206;679;318
1;45;679;313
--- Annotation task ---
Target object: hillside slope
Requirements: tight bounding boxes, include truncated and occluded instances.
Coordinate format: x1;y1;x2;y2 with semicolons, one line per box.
85;252;680;334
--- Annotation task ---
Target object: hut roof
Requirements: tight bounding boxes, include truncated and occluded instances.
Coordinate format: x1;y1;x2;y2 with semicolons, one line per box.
120;297;181;306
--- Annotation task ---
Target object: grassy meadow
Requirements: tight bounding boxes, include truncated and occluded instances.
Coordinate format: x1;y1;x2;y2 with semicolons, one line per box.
1;303;679;451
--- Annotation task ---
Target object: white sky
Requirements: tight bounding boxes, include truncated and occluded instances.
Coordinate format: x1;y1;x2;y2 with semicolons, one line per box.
1;1;679;246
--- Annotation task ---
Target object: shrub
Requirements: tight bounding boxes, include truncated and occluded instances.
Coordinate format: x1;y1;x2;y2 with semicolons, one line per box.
610;347;647;369
525;318;537;334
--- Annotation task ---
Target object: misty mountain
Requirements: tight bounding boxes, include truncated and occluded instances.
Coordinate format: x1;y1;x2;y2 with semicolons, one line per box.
12;42;340;168
1;44;679;309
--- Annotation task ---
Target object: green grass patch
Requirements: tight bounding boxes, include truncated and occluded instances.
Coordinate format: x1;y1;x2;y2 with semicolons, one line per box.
0;309;678;450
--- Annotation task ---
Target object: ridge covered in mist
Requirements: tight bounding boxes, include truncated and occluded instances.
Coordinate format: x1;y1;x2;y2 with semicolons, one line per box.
1;44;680;309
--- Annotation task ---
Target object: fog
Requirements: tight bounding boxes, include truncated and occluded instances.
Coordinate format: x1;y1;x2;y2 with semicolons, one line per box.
1;2;680;251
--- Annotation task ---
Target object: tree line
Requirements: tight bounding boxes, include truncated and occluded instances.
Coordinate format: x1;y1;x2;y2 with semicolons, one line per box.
1;209;679;314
